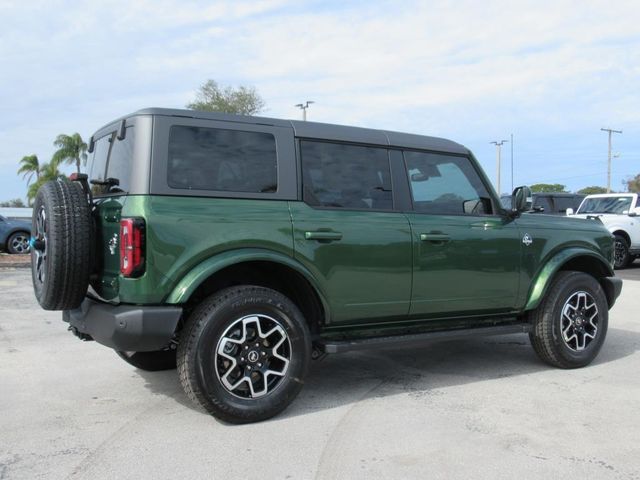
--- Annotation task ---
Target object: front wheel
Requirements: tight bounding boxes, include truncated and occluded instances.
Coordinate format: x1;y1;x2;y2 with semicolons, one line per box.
613;234;631;269
529;271;608;369
177;286;311;424
7;231;30;254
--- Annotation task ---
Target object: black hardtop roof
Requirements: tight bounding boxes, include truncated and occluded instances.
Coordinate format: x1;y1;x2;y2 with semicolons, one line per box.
95;107;468;155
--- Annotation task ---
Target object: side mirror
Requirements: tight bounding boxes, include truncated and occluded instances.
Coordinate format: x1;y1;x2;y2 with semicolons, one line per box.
566;208;574;216
511;186;532;214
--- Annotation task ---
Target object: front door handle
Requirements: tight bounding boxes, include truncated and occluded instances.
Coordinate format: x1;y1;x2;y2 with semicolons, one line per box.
420;233;450;243
304;231;343;241
471;221;501;230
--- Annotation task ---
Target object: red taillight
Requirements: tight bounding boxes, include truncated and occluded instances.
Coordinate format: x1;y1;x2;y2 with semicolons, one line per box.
119;218;145;277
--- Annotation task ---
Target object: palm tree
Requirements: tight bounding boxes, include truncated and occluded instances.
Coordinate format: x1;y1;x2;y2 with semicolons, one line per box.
52;133;88;174
17;154;40;185
27;162;66;205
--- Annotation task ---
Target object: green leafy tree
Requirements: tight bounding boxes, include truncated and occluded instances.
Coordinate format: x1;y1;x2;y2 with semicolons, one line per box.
625;174;640;193
52;133;88;174
27;162;66;205
187;79;265;115
577;186;607;195
530;183;567;193
0;198;26;207
17;154;40;185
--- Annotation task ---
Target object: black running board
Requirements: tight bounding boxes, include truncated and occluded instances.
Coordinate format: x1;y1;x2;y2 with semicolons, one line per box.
319;323;532;354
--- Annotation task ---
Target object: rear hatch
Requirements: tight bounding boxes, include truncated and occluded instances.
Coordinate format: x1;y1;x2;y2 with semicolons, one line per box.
86;121;136;301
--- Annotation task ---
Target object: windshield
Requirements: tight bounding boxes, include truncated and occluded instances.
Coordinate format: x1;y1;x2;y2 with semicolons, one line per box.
577;196;633;214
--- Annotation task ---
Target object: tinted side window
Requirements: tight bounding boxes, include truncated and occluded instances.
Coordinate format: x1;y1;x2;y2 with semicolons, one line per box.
88;134;113;194
105;127;135;194
554;196;579;213
405;151;493;215
167;126;277;193
301;141;392;210
534;195;553;213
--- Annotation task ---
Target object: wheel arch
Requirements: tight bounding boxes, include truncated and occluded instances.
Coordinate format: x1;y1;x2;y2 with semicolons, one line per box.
611;229;630;245
525;248;615;311
165;249;330;333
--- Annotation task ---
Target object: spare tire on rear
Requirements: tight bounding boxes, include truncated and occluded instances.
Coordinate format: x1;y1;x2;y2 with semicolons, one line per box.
31;180;93;310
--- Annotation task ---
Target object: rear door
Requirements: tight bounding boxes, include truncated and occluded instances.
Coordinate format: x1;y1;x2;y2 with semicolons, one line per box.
402;150;522;318
290;140;412;324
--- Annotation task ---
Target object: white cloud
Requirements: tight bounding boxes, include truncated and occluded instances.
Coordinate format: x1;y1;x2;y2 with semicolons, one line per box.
1;0;639;200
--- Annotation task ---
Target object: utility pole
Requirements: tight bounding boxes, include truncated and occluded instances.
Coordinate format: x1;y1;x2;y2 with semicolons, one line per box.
490;139;508;194
295;101;314;121
601;127;622;192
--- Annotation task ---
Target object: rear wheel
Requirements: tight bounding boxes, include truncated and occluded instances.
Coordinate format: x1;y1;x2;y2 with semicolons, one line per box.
529;271;608;368
7;231;30;254
177;286;311;424
116;350;177;371
613;234;631;269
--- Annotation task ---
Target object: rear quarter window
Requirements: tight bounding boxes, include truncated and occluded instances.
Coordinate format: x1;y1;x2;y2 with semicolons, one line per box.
167;125;277;193
87;126;135;196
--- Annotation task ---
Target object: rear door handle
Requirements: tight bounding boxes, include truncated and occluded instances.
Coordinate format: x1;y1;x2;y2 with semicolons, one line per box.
420;233;450;243
304;231;343;241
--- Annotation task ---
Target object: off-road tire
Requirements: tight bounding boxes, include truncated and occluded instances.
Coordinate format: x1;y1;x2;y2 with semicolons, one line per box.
529;271;608;368
116;350;177;371
613;234;631;269
177;286;311;424
7;231;30;254
31;180;92;310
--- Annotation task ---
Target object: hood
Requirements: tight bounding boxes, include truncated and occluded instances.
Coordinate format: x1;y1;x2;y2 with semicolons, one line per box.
518;212;609;233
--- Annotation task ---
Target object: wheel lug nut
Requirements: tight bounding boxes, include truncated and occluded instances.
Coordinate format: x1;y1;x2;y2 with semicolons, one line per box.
261;352;266;356
258;362;262;367
244;346;249;350
240;357;244;361
247;365;251;370
255;343;259;347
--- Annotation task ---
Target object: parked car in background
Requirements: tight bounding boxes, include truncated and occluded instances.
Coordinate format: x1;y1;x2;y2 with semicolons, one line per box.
501;192;585;215
568;193;640;269
0;215;31;254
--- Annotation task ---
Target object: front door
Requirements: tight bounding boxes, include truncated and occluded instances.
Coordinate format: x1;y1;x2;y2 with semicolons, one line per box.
402;150;522;318
290;140;412;324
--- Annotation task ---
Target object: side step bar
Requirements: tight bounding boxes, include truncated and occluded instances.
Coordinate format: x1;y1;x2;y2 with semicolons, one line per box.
319;323;532;354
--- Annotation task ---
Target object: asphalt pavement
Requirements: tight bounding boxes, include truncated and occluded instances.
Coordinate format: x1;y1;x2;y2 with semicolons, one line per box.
1;266;639;479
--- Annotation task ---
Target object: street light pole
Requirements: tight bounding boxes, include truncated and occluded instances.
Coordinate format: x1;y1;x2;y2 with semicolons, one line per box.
295;101;315;121
600;127;622;193
490;140;509;194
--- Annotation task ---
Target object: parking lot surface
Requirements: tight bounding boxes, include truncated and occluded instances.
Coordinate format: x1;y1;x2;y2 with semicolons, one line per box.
1;266;639;480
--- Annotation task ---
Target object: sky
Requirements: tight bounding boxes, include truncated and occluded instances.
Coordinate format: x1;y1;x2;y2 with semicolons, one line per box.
1;0;639;201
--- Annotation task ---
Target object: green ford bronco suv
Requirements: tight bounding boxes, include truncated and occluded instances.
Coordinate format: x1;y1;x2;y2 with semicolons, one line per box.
30;108;622;423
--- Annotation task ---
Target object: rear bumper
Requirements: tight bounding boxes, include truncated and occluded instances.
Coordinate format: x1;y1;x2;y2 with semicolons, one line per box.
600;276;623;308
63;298;182;352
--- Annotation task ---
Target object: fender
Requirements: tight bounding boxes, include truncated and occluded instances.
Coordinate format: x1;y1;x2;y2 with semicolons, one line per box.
164;248;330;320
524;247;613;311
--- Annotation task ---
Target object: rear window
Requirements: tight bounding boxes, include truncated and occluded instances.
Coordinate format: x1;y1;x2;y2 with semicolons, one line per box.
167;126;278;193
88;126;135;196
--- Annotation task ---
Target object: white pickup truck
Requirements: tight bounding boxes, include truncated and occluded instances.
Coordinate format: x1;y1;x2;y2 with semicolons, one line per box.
567;193;640;268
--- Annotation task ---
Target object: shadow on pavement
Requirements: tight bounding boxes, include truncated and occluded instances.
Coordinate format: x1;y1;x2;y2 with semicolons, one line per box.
134;326;640;422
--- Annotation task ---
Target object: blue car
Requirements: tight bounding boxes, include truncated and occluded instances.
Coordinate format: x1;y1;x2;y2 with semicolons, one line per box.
0;215;31;254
